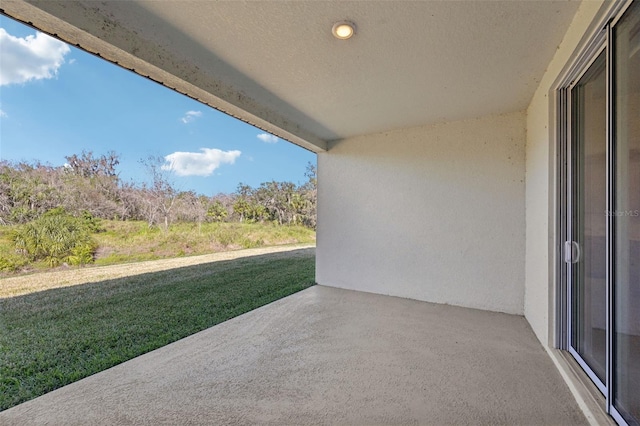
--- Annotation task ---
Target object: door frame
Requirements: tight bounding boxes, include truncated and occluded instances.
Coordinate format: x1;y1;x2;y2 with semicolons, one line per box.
554;1;635;424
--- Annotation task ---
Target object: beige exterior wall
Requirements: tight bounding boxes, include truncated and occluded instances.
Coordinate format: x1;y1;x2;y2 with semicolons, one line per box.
524;0;606;347
317;111;526;314
317;0;612;347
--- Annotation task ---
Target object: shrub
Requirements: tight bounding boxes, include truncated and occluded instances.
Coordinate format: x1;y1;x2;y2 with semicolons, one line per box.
0;254;28;272
82;211;105;233
12;210;98;267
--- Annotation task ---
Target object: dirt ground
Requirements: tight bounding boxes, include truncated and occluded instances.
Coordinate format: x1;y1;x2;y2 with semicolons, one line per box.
0;244;315;298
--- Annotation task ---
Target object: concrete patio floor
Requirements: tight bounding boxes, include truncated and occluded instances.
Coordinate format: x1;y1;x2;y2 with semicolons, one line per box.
1;285;586;425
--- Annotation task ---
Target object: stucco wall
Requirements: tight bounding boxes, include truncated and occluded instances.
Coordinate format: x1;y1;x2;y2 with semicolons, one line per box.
317;111;526;315
524;0;606;347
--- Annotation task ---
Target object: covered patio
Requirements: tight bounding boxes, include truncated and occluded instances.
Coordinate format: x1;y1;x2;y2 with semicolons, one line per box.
2;0;638;423
1;285;585;425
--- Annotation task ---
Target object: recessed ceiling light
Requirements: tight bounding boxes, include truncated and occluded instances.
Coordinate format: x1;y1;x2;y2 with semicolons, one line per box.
332;21;356;40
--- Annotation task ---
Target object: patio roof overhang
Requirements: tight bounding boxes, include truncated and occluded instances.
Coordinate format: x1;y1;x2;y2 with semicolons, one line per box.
2;0;582;153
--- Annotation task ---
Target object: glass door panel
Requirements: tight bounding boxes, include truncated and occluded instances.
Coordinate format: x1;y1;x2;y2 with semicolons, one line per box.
614;2;640;423
570;50;607;385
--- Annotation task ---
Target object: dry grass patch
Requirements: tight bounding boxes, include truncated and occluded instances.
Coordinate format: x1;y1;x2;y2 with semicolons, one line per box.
0;244;314;298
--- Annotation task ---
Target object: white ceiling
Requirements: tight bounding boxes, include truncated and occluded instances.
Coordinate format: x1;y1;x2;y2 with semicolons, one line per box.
3;1;582;152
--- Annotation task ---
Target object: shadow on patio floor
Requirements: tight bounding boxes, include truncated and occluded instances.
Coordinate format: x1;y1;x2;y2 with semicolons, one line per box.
1;285;586;425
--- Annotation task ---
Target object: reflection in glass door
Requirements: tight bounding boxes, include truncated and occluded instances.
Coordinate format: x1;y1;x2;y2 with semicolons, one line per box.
569;51;607;388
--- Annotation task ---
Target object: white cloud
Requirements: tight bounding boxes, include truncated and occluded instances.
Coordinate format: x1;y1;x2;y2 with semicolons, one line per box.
0;109;7;118
180;110;202;124
162;148;241;177
257;133;278;143
0;28;71;86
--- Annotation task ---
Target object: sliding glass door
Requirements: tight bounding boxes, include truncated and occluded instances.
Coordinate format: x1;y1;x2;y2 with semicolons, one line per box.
563;2;639;425
613;3;640;422
569;50;607;390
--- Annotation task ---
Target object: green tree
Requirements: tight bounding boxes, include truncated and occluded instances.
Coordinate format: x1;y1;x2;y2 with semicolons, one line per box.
207;200;228;222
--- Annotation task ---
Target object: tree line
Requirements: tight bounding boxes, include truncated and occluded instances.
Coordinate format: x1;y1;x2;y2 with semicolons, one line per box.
0;151;317;230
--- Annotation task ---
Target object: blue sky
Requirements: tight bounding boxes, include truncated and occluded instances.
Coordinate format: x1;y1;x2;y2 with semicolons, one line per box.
0;15;316;196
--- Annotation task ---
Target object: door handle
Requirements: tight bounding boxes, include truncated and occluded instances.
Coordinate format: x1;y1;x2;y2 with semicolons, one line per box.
564;241;581;264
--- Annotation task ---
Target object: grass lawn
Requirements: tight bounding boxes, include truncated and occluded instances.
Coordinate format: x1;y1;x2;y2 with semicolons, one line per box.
0;249;315;411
